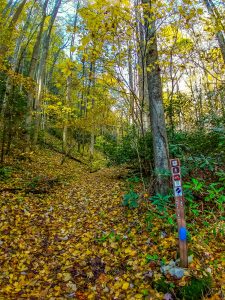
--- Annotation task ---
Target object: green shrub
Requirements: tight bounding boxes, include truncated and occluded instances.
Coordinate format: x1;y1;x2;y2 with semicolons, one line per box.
0;167;12;180
184;176;225;213
154;276;212;300
95;129;153;167
122;190;139;208
149;193;172;214
178;276;212;300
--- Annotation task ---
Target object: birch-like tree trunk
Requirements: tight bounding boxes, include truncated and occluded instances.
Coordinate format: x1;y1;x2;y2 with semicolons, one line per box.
135;1;150;134
33;0;62;146
8;0;27;29
2;0;14;16
128;42;135;125
25;0;50;149
63;0;80;152
89;62;96;160
0;0;27;58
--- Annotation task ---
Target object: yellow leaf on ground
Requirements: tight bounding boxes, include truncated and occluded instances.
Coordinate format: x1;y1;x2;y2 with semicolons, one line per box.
122;282;129;290
134;294;143;299
124;248;136;256
63;272;72;281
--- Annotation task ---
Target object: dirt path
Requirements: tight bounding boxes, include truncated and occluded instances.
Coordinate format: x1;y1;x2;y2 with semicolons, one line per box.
1;150;224;300
0;150;159;299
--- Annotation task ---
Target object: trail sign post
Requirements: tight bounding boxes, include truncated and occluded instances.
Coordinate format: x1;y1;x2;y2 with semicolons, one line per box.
170;159;188;268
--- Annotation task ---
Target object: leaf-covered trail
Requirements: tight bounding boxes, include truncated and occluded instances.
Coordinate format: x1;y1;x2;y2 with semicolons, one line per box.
1;150;225;299
0;150;155;299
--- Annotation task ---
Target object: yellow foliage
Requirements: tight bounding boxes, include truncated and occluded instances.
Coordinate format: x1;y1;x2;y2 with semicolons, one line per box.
121;281;129;290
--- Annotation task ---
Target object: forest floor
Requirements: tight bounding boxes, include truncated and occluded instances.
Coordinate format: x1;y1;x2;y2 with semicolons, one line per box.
0;149;225;300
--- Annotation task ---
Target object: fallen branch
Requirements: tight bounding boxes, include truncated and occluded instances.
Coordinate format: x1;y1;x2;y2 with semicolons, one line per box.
0;187;48;194
43;142;88;166
0;187;22;193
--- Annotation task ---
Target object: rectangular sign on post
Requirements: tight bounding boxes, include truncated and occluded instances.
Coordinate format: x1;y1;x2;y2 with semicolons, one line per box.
170;158;188;268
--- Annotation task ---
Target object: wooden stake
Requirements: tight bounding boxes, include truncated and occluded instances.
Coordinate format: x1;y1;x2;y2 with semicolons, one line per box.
170;159;188;268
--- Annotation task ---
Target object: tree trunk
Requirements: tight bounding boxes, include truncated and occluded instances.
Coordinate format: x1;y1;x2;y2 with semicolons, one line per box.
1;1;35;159
0;0;27;59
135;2;150;133
2;0;14;16
33;0;62;146
63;0;80;152
203;0;225;63
128;42;135;125
9;0;27;29
63;75;71;152
90;132;95;160
1;2;34;116
142;0;169;195
87;60;96;160
26;0;50;149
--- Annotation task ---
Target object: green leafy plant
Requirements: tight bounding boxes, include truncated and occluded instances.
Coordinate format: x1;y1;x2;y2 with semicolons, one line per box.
178;276;212;300
146;193;175;228
95;129;153;167
0;166;12;180
95;231;121;243
27;176;42;189
184;179;204;216
155;275;212;299
122;190;139;208
185;193;201;216
149;193;171;214
153;277;172;293
126;176;140;190
126;176;140;183
216;170;225;182
195;155;216;171
146;253;158;263
205;183;225;211
184;178;204;193
145;211;155;231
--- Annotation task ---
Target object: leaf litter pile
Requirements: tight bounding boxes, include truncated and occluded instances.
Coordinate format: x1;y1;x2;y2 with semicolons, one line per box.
0;150;225;299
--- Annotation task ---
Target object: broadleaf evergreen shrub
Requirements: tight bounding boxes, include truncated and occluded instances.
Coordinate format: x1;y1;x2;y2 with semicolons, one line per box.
0;167;12;180
122;190;139;209
95;129;153;168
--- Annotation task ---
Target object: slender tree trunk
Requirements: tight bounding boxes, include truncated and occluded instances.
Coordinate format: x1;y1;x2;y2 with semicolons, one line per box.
9;0;27;28
2;2;34;116
203;0;225;63
77;60;86;153
89;62;96;160
33;0;62;146
0;0;27;59
1;120;7;164
142;0;169;195
128;42;135;125
26;0;49;149
135;0;150;133
63;75;72;152
1;1;35;159
2;0;14;16
28;0;49;78
90;132;95;160
63;0;80;152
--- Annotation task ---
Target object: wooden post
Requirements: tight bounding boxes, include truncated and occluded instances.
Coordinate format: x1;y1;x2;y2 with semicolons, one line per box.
170;159;188;268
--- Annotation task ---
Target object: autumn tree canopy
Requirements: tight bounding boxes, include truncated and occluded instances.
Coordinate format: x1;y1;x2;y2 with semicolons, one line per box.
1;0;225;299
